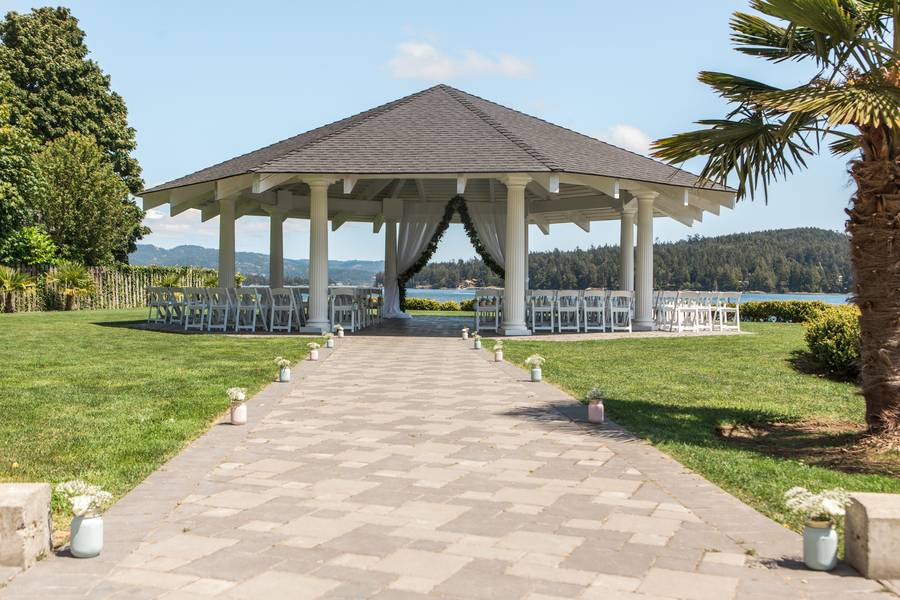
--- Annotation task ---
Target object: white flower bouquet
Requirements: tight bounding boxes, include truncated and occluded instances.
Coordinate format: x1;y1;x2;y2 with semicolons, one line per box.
226;387;247;405
307;342;321;350
784;487;851;523
524;354;546;368
55;480;113;517
323;332;334;340
274;356;291;369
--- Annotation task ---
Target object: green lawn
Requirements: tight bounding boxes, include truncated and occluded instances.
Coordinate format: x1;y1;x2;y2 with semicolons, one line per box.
500;323;900;532
0;308;317;520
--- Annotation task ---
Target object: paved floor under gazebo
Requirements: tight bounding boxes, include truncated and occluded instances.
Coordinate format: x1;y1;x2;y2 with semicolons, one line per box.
3;336;886;599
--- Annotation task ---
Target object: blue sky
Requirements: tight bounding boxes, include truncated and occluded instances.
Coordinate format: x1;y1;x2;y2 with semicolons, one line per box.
6;0;853;261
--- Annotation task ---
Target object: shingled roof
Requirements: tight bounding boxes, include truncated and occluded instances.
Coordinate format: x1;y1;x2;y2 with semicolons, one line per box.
143;84;725;194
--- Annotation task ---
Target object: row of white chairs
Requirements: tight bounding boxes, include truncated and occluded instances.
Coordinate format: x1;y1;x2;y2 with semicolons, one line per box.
654;290;741;332
473;288;635;333
147;286;383;333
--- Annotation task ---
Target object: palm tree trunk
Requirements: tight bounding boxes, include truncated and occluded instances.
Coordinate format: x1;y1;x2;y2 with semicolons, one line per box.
3;292;12;313
65;294;75;311
847;125;900;434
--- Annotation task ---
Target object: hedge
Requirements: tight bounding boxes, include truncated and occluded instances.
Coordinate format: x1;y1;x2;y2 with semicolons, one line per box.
6;265;217;312
404;297;475;312
741;300;832;323
804;304;861;374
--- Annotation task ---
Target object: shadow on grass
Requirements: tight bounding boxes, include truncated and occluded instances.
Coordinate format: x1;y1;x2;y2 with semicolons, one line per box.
787;349;858;384
504;397;898;477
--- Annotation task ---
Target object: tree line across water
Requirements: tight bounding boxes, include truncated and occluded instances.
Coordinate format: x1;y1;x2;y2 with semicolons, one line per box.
406;228;851;293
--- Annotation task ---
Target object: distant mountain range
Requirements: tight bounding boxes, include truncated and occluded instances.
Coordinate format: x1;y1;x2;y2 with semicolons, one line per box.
130;244;382;285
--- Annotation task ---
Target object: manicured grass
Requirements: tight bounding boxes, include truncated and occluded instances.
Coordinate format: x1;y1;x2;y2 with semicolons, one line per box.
0;308;318;520
501;324;900;532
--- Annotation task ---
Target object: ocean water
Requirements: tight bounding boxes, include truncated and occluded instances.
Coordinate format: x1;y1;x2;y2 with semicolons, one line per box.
406;288;849;305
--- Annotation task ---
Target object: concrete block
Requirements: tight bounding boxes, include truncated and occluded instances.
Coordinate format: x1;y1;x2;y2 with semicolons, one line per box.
845;492;900;579
0;483;52;570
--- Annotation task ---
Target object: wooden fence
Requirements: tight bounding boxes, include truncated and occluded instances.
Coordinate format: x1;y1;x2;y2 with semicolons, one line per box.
9;265;217;312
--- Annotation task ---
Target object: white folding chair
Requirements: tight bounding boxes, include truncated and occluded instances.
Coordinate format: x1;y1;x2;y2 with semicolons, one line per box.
183;288;208;331
168;287;186;325
234;288;261;332
582;289;607;332
716;292;742;332
674;291;700;332
697;292;716;332
147;287;169;325
255;287;273;332
330;287;357;332
528;290;555;332
287;286;308;328
555;290;580;332
269;287;295;332
608;290;633;332
206;288;233;332
474;288;502;332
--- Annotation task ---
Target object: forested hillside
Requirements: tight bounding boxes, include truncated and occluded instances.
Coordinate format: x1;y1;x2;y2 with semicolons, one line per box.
407;228;850;293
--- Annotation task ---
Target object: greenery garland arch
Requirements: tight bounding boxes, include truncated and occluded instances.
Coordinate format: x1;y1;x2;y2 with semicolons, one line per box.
398;195;505;309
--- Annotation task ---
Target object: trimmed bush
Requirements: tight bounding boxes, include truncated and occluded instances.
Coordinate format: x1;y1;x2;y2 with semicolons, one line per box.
804;305;861;374
460;299;475;312
404;297;443;311
741;300;831;323
438;300;461;311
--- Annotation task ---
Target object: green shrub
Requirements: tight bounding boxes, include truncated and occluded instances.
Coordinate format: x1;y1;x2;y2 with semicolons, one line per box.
804;305;860;373
742;300;831;323
404;297;443;311
460;299;475;312
438;300;461;311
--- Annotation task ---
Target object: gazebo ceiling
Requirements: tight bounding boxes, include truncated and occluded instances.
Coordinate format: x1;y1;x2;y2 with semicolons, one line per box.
140;84;736;229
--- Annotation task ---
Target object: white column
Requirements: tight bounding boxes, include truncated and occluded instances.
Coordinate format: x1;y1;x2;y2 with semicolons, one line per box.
619;201;636;291
218;197;236;287
499;174;531;336
268;211;285;288
633;191;658;330
304;176;334;332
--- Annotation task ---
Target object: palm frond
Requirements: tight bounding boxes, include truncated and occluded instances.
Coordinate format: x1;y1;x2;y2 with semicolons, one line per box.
827;130;864;154
698;71;781;102
730;11;819;62
651;112;819;201
751;0;858;41
757;82;900;128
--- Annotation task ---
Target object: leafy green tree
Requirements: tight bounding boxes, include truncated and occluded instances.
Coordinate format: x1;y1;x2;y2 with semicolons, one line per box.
0;225;57;265
651;1;899;433
0;84;38;242
0;7;142;194
0;264;35;312
30;132;144;265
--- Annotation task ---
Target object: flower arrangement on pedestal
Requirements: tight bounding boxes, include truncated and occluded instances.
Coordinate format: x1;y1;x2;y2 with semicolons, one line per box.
56;480;113;558
784;487;851;571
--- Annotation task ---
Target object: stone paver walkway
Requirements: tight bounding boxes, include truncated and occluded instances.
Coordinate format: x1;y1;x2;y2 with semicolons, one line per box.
3;334;891;599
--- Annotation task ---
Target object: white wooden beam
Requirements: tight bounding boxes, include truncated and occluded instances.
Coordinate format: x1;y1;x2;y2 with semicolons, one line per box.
343;176;358;195
200;203;219;222
140;190;169;210
415;179;427;202
363;179;394;201
252;173;296;194
532;173;560;195
651;195;697;226
456;176;467;195
216;175;253;200
331;212;351;231
373;213;384;234
488;178;496;203
531;214;551;235
562;173;620;199
530;195;619;215
574;214;591;233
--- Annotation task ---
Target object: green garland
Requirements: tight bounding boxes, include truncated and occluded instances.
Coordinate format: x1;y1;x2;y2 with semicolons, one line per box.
398;195;505;310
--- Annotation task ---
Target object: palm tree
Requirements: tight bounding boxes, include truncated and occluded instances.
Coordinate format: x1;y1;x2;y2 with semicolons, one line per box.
652;1;899;435
0;266;36;313
49;260;96;311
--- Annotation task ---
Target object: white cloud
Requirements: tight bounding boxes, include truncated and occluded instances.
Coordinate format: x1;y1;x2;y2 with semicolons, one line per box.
596;124;653;156
388;42;534;80
144;208;165;220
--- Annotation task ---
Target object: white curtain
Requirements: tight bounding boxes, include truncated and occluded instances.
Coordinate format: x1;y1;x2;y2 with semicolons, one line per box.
382;200;447;319
467;201;507;269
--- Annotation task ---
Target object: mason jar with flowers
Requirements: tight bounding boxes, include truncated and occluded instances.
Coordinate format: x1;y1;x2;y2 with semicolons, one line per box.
324;332;335;348
472;332;482;350
784;486;851;571
227;387;248;425
335;324;344;338
525;354;545;382
308;342;321;360
493;340;503;362
55;480;113;558
274;356;291;382
583;386;605;423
